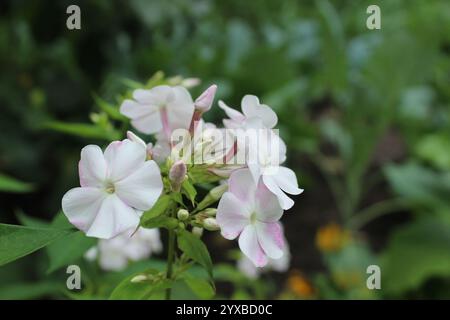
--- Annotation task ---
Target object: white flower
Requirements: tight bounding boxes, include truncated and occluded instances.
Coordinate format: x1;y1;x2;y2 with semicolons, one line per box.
245;131;303;210
85;228;163;272
219;95;278;129
62;139;163;239
216;168;285;267
120;85;195;137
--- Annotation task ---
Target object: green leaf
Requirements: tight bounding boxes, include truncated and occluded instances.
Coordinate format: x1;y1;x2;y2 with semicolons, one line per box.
141;216;178;230
182;275;215;299
415;133;450;171
0;173;34;193
0;282;63;299
42;121;119;140
177;230;213;279
46;231;96;274
384;162;450;208
109;269;170;300
140;195;172;225
182;180;197;205
16;211;48;228
93;93;126;121
0;224;73;266
381;218;450;294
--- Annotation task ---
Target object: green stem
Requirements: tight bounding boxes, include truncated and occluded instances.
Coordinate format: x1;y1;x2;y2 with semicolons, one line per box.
165;228;176;300
348;198;409;229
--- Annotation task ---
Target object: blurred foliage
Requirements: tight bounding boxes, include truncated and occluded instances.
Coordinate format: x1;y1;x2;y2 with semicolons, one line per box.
0;0;449;299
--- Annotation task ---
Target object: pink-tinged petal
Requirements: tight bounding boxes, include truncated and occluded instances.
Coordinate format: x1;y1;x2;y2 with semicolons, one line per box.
217;192;251;240
272;166;304;195
78;145;107;187
195;84;217;112
255;180;283;222
126;131;146;148
238;225;268;267
167;86;195;131
115;160;163;211
131;111;163;135
218;100;245;122
104;139;146;182
228;168;257;204
62;187;106;232
255;221;284;259
262;174;295;210
86;194;140;239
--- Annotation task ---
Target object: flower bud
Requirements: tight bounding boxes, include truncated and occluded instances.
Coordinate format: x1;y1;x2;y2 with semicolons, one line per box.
130;274;148;283
203;208;217;217
127;131;146;148
203;217;220;231
169;160;187;191
192;226;204;237
177;209;189;221
194;84;217;113
210;183;228;201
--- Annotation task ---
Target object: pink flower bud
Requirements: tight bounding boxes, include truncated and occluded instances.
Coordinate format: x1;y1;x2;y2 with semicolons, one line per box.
169;160;187;191
194;84;217;113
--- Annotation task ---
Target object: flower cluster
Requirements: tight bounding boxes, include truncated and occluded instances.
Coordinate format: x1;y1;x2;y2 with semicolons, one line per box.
61;81;303;268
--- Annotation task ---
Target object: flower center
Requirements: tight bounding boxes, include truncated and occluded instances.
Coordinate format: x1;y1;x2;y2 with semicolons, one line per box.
105;181;115;194
250;212;257;224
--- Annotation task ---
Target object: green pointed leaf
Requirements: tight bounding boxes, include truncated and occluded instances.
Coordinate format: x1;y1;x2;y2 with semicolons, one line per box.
0;224;73;266
0;173;34;193
177;230;213;279
182;180;197;205
140;195;172;225
47;231;96;274
42;121;119;140
93;93;126;121
141;216;178;230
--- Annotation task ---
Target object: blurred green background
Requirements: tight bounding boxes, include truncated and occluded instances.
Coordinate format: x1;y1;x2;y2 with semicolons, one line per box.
1;0;449;299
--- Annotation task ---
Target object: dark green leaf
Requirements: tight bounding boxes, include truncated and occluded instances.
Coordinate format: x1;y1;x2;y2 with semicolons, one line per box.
182;180;197;205
177;230;213;279
0;224;73;266
109;269;169;300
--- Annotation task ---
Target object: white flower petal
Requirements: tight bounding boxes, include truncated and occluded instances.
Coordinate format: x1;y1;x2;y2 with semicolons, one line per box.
262;174;295;210
241;95;260;118
255;222;284;260
272;167;303;195
167;86;195;131
238;225;268;267
131;112;162;134
104;139;146;182
254;180;283;222
86;194;140;239
219;100;245;122
115;160;163;211
217;192;251;240
62;187;106;232
120;99;155;119
78;145;107;187
228;168;257;204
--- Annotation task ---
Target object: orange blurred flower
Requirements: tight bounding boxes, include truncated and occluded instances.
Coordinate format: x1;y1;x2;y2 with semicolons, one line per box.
315;223;350;252
287;271;315;298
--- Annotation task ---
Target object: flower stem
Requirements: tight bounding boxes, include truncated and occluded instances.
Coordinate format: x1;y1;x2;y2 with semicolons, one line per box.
348;198;409;229
165;228;176;300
